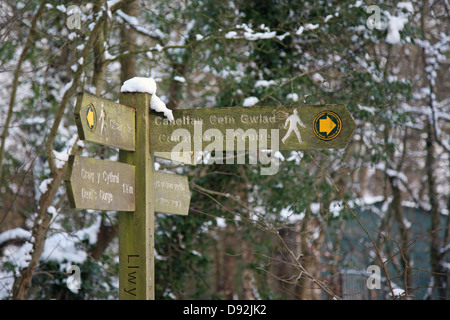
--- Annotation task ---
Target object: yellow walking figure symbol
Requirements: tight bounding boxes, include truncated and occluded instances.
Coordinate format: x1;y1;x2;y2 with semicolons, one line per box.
282;109;306;144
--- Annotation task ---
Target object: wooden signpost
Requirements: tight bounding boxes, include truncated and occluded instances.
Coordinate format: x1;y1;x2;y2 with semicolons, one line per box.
66;92;192;300
65;88;356;300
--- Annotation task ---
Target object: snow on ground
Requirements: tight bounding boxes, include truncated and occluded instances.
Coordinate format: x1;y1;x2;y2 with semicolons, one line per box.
389;288;406;297
0;215;103;298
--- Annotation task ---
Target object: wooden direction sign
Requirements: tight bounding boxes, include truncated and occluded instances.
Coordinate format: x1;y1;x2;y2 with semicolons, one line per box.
75;92;135;151
65;155;135;211
148;104;355;153
65;155;190;215
153;171;190;215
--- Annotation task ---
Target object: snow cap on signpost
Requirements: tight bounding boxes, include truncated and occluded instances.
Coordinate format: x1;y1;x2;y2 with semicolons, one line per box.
120;77;174;121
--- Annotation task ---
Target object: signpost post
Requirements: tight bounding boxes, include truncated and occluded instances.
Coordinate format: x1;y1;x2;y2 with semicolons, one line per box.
117;93;154;300
65;89;356;300
66;92;193;300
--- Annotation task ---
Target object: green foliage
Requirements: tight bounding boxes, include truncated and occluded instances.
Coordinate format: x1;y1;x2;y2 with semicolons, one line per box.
1;0;446;300
29;254;119;300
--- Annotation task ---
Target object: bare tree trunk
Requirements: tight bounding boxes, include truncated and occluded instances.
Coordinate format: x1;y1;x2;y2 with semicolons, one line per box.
120;1;138;83
92;1;109;95
420;1;446;299
297;215;311;299
329;220;343;298
214;235;222;294
241;237;256;299
166;61;186;110
389;176;412;295
297;214;322;299
223;222;236;299
388;129;412;296
90;221;118;260
237;166;257;300
442;171;450;299
425;121;445;299
12;165;67;299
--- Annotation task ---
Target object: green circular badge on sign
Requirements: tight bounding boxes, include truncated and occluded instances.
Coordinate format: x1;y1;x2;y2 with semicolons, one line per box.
313;111;342;141
85;103;97;133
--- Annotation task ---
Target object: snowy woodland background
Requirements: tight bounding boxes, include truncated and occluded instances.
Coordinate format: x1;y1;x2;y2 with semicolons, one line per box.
0;0;449;300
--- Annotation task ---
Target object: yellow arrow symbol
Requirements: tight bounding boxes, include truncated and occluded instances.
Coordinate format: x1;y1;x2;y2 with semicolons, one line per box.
319;116;336;135
87;108;95;128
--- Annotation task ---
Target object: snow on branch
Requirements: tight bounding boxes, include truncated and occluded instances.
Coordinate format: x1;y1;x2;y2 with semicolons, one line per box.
0;228;32;247
116;9;163;40
224;23;289;41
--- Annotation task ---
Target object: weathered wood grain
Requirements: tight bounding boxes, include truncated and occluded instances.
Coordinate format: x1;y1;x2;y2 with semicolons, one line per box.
64;155;135;211
148;104;356;152
118;92;154;300
153;151;198;166
75;92;135;151
153;171;190;215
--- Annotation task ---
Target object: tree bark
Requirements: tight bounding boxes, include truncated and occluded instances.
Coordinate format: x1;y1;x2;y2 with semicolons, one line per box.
389;175;412;295
241;235;256;299
297;213;322;300
119;1;138;84
420;1;446;299
92;1;108;95
223;222;236;299
425;120;445;299
90;220;118;260
237;166;257;300
12;166;65;299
